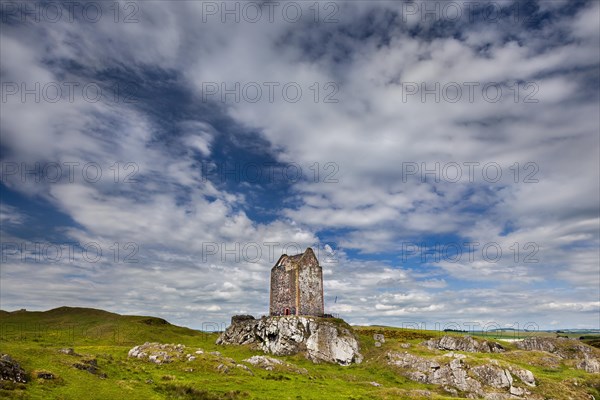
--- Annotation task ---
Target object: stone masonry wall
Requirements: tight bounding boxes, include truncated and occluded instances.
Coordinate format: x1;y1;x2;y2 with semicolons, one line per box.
269;248;323;317
299;263;324;316
269;264;296;316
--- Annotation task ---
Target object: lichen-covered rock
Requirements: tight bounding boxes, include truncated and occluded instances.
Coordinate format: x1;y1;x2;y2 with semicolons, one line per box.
387;351;441;372
243;355;282;369
217;315;362;366
217;317;259;346
216;363;230;374
424;335;505;353
516;337;557;353
305;320;362;365
471;365;512;389
0;354;27;383
443;352;466;359
516;337;600;373
127;342;187;364
373;333;385;343
387;351;483;395
577;354;600;373
242;355;306;375
509;366;536;387
387;351;542;399
509;385;531;397
258;316;309;355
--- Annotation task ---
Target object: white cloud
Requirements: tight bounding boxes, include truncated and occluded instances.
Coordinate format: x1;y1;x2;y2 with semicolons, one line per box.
0;0;598;330
0;204;26;226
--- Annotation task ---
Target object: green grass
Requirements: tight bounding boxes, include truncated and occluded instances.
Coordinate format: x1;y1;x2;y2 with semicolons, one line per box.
1;307;599;400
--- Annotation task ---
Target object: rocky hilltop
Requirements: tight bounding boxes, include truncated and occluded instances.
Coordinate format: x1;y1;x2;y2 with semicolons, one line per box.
383;335;600;399
216;315;363;366
516;336;600;373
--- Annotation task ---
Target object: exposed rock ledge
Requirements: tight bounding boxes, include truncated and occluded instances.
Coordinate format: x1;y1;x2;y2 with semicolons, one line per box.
424;335;505;353
387;351;539;399
516;337;600;373
216;315;363;366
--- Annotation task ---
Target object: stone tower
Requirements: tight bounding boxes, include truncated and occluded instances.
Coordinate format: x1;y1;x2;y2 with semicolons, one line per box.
269;247;324;317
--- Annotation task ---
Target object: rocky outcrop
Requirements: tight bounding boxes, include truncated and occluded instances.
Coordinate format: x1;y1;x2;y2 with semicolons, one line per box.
58;348;79;356
387;351;538;399
217;315;363;366
242;355;308;374
509;367;536;387
35;371;55;380
388;352;483;395
128;342;200;364
72;358;107;378
217;316;259;346
517;337;600;373
577;355;600;373
374;333;385;348
0;354;27;383
516;337;556;353
470;364;512;389
424;335;505;353
242;355;283;370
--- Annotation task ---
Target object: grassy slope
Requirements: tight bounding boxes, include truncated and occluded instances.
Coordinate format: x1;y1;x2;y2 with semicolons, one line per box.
0;308;598;400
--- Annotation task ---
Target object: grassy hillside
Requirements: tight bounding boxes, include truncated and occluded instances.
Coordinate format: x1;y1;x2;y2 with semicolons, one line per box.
0;306;201;346
1;307;599;400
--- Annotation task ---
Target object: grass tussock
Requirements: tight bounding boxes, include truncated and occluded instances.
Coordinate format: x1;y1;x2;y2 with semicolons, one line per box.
155;384;249;400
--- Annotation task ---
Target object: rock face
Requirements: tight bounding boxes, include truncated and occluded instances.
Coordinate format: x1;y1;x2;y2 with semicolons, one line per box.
424;335;505;353
217;315;362;366
577;355;600;373
516;337;557;353
471;364;512;389
387;351;537;399
509;367;536;387
0;354;27;383
388;352;482;395
517;337;600;373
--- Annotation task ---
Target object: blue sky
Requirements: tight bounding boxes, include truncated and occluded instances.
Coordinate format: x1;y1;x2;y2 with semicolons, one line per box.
1;0;599;330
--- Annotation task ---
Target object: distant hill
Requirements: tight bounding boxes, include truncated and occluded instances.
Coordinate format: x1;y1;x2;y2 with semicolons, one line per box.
1;306;170;322
0;306;201;345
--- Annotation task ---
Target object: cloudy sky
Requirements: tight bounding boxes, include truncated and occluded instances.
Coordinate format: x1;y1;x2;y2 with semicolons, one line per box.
1;0;598;331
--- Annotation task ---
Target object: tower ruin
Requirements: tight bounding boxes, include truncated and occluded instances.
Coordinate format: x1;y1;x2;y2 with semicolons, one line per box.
269;247;324;317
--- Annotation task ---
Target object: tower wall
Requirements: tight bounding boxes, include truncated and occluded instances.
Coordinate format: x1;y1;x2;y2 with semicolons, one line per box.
298;264;324;316
269;265;297;316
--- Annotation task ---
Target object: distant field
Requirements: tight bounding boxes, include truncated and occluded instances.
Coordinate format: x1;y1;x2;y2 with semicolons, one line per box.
472;330;600;348
1;308;599;400
356;325;600;348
